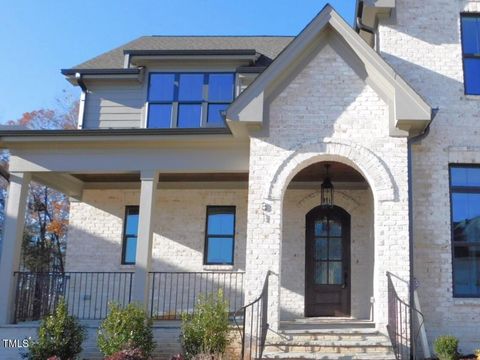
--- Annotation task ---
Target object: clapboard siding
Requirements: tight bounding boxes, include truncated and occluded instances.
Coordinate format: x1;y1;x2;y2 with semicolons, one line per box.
83;82;146;129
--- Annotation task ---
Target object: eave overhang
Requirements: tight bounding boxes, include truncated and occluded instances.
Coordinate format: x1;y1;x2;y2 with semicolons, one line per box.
226;4;432;138
61;68;145;86
0;128;232;145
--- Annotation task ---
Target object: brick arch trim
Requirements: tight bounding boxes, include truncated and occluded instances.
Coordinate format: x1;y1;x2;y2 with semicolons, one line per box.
268;138;397;202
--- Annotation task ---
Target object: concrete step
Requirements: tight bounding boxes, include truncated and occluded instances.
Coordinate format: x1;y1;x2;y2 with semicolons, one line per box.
263;320;394;360
261;352;397;360
275;328;384;341
264;338;393;354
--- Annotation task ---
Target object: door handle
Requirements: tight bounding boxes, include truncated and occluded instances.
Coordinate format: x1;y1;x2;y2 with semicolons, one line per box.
342;271;348;289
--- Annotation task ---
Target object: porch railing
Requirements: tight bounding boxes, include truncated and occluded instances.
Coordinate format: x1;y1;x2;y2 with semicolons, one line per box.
386;272;425;360
148;271;244;320
13;272;134;323
234;271;270;360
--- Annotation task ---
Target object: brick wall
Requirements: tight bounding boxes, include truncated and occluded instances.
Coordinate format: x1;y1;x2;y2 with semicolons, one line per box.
378;0;480;354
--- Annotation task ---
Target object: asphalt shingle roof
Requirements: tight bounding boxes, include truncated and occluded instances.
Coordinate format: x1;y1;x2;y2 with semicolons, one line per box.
73;36;295;69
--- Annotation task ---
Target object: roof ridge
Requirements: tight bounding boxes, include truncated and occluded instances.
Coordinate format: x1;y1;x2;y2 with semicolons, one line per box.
148;35;295;38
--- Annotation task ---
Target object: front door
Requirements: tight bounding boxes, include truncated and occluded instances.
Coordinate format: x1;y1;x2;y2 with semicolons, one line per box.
305;205;350;317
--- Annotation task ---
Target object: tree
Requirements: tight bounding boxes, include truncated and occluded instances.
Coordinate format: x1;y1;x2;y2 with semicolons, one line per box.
0;92;78;318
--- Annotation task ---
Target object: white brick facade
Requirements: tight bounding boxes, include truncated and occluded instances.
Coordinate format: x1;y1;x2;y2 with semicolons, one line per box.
378;0;480;354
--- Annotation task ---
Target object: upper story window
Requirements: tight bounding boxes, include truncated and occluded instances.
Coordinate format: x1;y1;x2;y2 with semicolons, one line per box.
147;72;235;128
122;206;139;265
450;165;480;297
461;14;480;95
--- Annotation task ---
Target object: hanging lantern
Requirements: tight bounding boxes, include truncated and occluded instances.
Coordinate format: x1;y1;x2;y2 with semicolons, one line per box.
321;164;334;207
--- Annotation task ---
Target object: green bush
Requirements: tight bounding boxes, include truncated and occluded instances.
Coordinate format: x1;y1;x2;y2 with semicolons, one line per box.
434;335;459;360
24;299;85;360
180;290;231;359
97;302;154;358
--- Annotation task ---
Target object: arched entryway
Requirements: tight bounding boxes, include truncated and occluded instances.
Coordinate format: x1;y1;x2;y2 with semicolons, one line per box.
305;205;351;317
280;161;375;322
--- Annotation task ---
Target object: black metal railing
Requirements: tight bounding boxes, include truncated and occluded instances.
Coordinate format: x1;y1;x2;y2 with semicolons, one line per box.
149;271;244;320
234;271;270;360
386;272;425;360
14;272;134;323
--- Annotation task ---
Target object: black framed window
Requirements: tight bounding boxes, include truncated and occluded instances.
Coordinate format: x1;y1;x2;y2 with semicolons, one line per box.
461;14;480;95
450;165;480;297
147;72;235;128
204;206;236;265
122;206;139;265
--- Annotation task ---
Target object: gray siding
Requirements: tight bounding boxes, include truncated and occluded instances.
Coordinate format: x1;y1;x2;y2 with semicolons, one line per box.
83;81;145;129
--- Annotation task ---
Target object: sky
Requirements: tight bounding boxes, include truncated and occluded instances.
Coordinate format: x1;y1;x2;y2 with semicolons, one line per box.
0;1;357;124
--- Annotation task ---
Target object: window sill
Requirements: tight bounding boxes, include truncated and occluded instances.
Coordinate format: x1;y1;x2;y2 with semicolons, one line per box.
202;264;236;272
462;94;480;101
120;264;136;270
453;298;480;306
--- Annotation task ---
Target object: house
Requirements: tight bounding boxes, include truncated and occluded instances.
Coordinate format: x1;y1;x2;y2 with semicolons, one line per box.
0;0;480;358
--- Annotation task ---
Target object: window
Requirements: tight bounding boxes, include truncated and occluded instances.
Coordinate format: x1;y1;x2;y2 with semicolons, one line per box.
461;14;480;95
122;206;139;264
147;73;235;128
204;206;236;265
450;165;480;297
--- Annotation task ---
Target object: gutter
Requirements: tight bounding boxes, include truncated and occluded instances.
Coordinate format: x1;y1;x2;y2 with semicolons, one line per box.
407;107;438;357
0;127;232;138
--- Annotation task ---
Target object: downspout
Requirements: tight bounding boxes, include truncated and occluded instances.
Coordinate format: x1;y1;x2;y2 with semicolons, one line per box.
356;1;376;47
407;107;438;358
75;73;87;129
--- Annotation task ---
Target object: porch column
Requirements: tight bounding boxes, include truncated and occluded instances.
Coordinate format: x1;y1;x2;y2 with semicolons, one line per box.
0;172;31;324
132;169;158;307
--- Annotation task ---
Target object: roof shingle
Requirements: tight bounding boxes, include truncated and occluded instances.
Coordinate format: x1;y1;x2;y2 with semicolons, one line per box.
73;36;294;70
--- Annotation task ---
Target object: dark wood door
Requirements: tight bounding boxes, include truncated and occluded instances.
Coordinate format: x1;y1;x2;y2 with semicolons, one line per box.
305;205;351;317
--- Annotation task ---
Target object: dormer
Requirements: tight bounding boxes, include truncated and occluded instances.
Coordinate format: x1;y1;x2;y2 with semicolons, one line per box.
61;37;292;131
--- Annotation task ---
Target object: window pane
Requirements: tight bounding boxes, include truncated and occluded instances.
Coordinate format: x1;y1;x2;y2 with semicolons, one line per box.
315;261;328;284
328;262;342;285
451;193;480;241
329;219;342;236
464;58;480;95
208;73;234;102
461;17;480;54
329;238;342;260
124;237;137;264
178;74;204;101
177;104;202;128
315;238;328;260
453;245;480;296
126;208;139;235
148;104;172;128
207;104;228;126
149;74;175;102
207;237;233;264
451;167;480;187
208;209;235;235
315;219;328;236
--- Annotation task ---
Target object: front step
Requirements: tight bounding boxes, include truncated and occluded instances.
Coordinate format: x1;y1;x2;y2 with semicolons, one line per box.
262;321;395;360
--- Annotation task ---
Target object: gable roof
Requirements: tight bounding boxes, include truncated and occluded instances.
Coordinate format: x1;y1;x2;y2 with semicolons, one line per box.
226;5;432;138
72;36;294;70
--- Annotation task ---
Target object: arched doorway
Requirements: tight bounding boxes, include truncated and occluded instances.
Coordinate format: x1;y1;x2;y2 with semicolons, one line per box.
305;205;351;317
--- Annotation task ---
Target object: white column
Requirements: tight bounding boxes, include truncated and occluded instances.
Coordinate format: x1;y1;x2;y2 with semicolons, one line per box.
0;172;31;324
132;170;158;306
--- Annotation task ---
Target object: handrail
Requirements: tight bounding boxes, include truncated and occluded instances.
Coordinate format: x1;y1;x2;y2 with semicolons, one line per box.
234;271;271;360
386;272;426;360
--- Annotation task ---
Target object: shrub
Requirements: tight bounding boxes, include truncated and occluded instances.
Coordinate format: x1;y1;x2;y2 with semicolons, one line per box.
475;349;480;360
180;290;231;359
24;299;85;360
434;335;459;360
105;348;146;360
97;303;154;358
